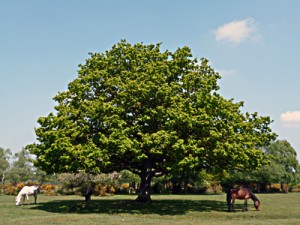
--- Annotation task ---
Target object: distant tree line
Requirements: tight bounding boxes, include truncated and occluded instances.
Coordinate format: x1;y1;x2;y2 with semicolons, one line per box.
0;148;56;187
221;140;300;193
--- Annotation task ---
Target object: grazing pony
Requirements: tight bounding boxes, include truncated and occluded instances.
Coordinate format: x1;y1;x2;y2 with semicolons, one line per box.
15;186;40;206
227;188;260;212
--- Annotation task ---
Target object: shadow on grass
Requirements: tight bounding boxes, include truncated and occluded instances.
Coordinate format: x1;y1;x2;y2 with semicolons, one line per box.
30;199;228;215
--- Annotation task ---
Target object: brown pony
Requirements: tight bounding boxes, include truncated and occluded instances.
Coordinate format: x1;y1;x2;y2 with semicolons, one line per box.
227;188;260;212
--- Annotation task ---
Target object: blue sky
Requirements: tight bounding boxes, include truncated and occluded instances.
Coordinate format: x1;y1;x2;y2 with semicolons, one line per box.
1;0;300;161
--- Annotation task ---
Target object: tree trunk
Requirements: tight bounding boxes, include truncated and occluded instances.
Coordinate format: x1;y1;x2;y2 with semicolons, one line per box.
135;162;152;203
1;174;4;193
85;186;93;202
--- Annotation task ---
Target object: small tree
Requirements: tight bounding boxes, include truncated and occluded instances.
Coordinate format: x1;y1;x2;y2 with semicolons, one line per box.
263;140;299;191
6;148;34;184
0;147;11;192
57;171;122;201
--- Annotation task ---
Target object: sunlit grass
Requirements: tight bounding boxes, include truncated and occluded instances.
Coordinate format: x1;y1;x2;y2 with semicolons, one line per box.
1;193;300;224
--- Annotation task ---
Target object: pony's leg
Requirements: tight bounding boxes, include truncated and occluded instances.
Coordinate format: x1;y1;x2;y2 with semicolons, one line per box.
231;200;235;212
26;195;30;205
22;195;25;205
242;199;248;212
34;194;37;204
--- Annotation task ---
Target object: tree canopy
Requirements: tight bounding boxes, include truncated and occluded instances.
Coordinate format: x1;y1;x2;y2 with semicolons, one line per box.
26;40;277;201
262;140;299;186
6;148;34;184
0;147;11;176
221;140;300;192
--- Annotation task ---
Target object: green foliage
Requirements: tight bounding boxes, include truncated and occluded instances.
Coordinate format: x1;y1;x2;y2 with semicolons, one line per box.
264;140;299;182
119;170;140;186
57;172;93;195
1;148;56;185
221;140;300;192
0;147;11;192
34;168;58;184
0;147;11;176
26;40;277;200
6;148;34;183
257;140;300;187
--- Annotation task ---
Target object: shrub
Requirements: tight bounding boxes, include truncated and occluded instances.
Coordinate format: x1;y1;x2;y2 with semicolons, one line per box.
57;171;123;197
16;182;24;191
3;183;17;195
270;183;281;192
109;186;115;194
93;184;103;196
121;183;130;189
94;184;116;196
41;184;57;196
206;182;223;194
25;181;39;187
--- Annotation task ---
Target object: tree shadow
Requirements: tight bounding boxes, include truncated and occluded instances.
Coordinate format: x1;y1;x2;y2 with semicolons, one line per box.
31;198;229;215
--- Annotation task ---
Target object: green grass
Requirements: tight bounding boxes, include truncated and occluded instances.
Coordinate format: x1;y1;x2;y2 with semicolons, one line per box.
1;193;300;225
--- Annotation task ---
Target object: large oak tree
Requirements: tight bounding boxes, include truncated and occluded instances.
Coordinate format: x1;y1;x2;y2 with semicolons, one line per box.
26;40;277;202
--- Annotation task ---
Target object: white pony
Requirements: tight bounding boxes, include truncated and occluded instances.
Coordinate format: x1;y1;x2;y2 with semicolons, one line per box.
15;186;40;206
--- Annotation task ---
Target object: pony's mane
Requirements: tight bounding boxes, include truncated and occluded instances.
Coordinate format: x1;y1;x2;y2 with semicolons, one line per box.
248;189;259;202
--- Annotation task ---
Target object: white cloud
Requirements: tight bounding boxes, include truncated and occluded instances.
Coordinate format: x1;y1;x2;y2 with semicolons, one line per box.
280;111;300;128
215;18;258;44
216;68;237;78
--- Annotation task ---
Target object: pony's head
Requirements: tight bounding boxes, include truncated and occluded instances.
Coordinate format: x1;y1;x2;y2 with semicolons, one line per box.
15;196;22;206
254;200;260;211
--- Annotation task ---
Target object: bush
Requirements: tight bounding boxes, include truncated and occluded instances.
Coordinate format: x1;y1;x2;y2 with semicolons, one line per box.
93;184;116;196
57;172;122;197
41;184;57;196
3;183;17;195
1;182;58;196
270;183;283;193
206;182;223;194
16;182;24;191
117;183;136;194
290;183;300;192
269;183;289;193
25;181;39;187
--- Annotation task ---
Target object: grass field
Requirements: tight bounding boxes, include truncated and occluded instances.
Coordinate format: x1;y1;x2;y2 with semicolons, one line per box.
1;193;300;225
